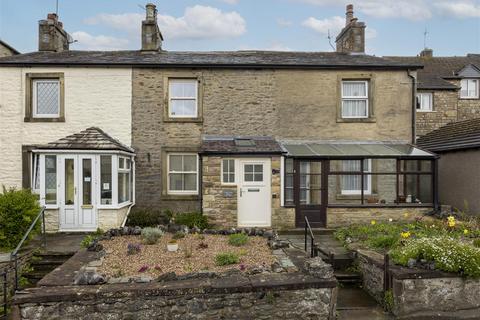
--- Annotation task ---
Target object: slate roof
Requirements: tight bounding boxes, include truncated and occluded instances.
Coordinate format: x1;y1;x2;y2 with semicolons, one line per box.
416;118;480;152
201;136;284;155
0;50;422;69
386;54;480;90
35;127;134;153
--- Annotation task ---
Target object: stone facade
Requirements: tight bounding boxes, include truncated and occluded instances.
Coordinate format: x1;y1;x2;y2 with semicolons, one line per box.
0;42;17;57
14;273;337;320
132;68;414;222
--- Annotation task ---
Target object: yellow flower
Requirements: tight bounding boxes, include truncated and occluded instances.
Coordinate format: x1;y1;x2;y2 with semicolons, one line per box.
464;229;469;235
403;212;410;218
401;231;411;239
371;220;376;225
447;216;456;228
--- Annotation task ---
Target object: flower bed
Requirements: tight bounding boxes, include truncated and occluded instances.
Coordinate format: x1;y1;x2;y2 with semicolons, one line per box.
98;233;276;278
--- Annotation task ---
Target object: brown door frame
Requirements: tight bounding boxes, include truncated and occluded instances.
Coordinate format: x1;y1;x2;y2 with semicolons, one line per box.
294;159;328;228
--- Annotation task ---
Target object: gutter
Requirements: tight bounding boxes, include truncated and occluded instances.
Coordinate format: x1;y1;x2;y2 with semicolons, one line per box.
408;70;417;144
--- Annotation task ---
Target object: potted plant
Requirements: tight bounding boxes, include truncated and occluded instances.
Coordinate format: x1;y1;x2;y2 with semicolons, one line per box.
167;239;178;252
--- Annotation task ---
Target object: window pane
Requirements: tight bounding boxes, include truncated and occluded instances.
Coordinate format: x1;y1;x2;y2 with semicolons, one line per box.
183;155;197;172
343;82;367;97
341;174;362;194
118;172;129;203
401;160;432;172
403;174;432;204
170;99;197;117
169;155;183;171
300;189;321;205
65;159;74;205
33;154;40;190
169;82;183;97
222;159;235;183
342;100;367;117
254;173;263;182
82;159;92;205
285;174;293;188
169;173;183;191
170;80;196;98
328;175;361;205
285;158;294;173
35;80;59;115
244;173;254;182
100;156;112;205
244;165;254;174
285;188;294;206
119;157;125;169
184;173;197;191
45;155;57;204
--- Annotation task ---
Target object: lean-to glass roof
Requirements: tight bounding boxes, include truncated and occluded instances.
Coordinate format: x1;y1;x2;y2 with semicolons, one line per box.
281;142;436;158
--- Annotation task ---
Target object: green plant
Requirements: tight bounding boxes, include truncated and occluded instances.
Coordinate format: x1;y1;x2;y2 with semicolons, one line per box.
215;252;240;266
184;245;193;258
172;231;185;240
383;289;394;312
0;187;41;251
127;243;141;255
174;212;209;229
94;228;104;236
473;239;480;248
141;227;164;244
125;208;170;228
391;236;480;278
81;235;95;248
265;292;276;304
228;233;249;247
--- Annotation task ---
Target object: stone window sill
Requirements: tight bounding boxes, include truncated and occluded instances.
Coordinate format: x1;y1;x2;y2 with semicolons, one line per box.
24;116;65;123
336;117;376;123
164;117;203;123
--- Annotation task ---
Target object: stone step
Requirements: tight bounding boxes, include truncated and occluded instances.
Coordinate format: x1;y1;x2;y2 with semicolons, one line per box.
334;271;362;284
278;228;335;236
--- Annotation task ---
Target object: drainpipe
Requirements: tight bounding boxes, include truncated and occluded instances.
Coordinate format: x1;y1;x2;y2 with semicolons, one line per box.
121;203;135;228
199;155;203;215
408;70;417;144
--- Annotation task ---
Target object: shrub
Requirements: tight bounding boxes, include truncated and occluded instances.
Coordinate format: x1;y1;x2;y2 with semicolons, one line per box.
228;233;249;247
215;252;240;266
81;235;96;249
391;236;480;278
141;227;164;245
0;187;41;251
126;209;170;228
127;243;141;255
174;212;209;229
172;231;185;240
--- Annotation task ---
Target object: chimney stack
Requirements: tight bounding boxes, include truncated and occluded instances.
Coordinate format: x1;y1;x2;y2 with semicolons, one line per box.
141;3;163;51
419;48;433;58
335;4;366;54
38;13;70;52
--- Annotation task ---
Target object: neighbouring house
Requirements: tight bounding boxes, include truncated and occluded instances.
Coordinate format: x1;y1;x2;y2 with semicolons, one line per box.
417;118;480;215
0;39;19;57
388;50;480;137
0;14;134;232
0;4;438;231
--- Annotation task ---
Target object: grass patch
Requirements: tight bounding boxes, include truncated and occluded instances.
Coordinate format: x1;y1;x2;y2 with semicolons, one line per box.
215;252;240;266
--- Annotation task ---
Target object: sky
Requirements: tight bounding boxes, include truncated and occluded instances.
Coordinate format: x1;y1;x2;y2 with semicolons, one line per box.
0;0;479;56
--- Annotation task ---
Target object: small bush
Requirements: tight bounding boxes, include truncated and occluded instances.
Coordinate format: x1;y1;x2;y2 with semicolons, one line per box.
81;235;95;249
228;233;249;247
215;252;240;266
174;212;209;229
391;236;480;278
172;231;185;240
0;187;41;251
126;209;170;228
127;243;141;255
141;227;164;245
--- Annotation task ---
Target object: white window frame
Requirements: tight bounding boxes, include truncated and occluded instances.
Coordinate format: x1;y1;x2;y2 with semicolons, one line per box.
168;79;198;118
32;79;61;118
416;92;433;112
341;159;372;195
460;79;479;99
117;156;132;205
38;154;60;209
167;153;199;195
341;80;369;119
221;158;236;185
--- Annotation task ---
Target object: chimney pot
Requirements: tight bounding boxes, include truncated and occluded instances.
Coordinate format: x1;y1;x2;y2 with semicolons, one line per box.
141;2;163;51
146;3;157;21
420;48;433;58
346;4;354;25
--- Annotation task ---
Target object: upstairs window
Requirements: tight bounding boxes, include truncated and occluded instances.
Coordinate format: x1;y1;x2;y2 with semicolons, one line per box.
168;79;198;118
33;79;60;118
460;79;479;99
416;93;433;112
341;81;369;118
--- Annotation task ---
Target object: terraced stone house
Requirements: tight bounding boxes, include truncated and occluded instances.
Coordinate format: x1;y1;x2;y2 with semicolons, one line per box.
389;50;480;137
0;4;438;231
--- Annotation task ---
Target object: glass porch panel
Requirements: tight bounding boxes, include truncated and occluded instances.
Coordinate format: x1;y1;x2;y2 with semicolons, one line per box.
371;159;397;173
100;156;112;205
45;155;57;204
328;175;361;204
82;159;92;205
300;188;322;205
401;160;432;172
65;159;75;205
402;174;433;204
363;174;397;204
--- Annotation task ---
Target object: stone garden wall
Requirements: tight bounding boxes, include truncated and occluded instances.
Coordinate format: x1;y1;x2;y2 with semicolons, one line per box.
356;249;480;319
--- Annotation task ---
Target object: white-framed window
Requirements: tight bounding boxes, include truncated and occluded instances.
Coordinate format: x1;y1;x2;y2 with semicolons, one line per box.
341;159;371;195
460;79;479;99
222;159;235;184
167;153;198;194
118;156;131;204
416;93;433;112
168;79;198;118
341;81;369;118
243;164;264;183
32;79;60;118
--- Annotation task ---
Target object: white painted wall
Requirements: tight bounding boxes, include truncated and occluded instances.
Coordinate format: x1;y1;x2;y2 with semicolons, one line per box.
0;67;132;188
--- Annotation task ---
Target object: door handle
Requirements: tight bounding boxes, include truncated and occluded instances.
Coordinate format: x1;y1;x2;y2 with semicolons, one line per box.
74;187;77;195
240;189;243;197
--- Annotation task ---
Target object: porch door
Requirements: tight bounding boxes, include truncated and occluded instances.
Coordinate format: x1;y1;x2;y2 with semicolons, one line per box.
237;159;271;227
295;160;327;228
60;155;97;231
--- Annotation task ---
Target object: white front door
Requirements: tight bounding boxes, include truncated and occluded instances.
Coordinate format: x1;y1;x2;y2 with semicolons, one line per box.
59;155;97;231
237;159;271;227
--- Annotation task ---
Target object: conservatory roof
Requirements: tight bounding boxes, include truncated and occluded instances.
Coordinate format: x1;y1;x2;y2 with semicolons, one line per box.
281;142;436;158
